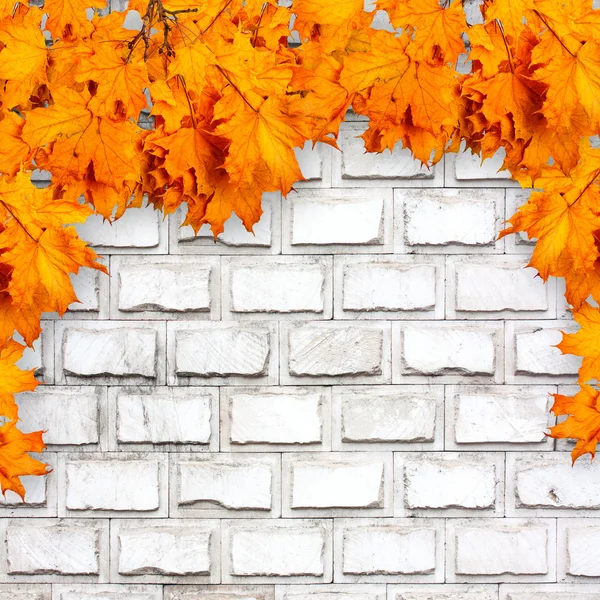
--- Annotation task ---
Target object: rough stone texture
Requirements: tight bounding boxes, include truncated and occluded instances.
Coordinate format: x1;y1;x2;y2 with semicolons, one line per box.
13;117;597;597
112;520;219;583
171;454;280;518
334;518;443;582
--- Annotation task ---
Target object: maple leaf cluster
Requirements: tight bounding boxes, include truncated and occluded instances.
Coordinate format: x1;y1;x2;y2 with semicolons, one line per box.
2;0;600;495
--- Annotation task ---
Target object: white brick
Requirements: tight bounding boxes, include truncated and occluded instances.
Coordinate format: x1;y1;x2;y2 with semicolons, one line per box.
294;142;325;182
447;147;516;186
395;189;502;252
222;519;333;583
447;256;553;318
67;267;104;314
54;584;161;600
165;585;275;600
557;519;600;580
170;453;280;518
168;322;277;385
507;453;600;515
506;322;581;383
16;324;54;383
221;387;331;451
111;256;219;318
335;256;444;319
282;453;392;517
334;519;443;582
395;452;502;516
0;453;57;517
224;256;332;318
504;189;536;254
393;322;503;383
277;584;385;600
283;322;391;384
501;583;600;600
333;386;443;450
445;385;555;450
391;584;497;600
447;519;556;582
283;189;392;253
17;387;104;448
0;585;50;600
173;193;279;254
56;321;165;385
112;520;219;583
333;122;438;185
111;387;217;450
76;207;167;253
60;454;167;516
5;519;108;579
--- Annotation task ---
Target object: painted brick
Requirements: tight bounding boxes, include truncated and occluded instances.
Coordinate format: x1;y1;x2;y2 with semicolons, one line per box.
60;454;167;516
111;256;219;318
391;584;498;600
445;385;555;449
111;520;219;583
335;256;444;319
5;519;108;578
67;267;104;314
0;586;50;600
447;256;552;318
334;518;443;582
56;322;165;385
111;387;217;449
332;386;443;450
282;453;392;517
222;519;333;583
335;122;435;184
53;585;161;600
393;322;503;382
558;520;600;579
170;453;280;518
283;322;391;384
168;322;277;385
276;584;386;600
76;208;166;253
395;189;502;252
506;322;581;382
17;387;104;448
173;193;279;254
448;147;513;184
16;324;54;383
224;256;332;318
507;453;600;515
221;387;331;451
283;189;393;253
395;452;503;516
447;519;556;582
500;584;600;600
165;585;275;600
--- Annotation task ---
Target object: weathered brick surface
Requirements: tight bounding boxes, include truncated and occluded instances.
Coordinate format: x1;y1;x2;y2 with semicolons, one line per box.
11;115;595;597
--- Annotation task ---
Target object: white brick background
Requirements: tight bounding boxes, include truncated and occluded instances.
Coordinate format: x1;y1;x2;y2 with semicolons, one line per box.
9;119;597;599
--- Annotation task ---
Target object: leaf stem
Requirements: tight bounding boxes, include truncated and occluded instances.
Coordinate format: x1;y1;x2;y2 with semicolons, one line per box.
0;200;38;242
495;20;515;73
568;169;600;207
176;74;197;128
533;10;575;57
216;66;259;112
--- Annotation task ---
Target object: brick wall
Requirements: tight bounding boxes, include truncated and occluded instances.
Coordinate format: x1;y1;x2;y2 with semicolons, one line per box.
6;118;600;600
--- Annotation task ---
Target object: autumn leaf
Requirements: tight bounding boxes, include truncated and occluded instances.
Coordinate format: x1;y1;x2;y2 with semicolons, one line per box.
558;302;600;384
0;9;48;108
550;384;600;462
0;420;48;500
0;339;38;421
